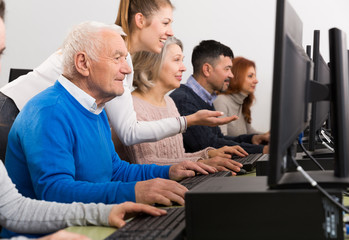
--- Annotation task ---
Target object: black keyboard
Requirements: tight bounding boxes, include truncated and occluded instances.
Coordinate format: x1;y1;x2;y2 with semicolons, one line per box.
231;153;264;171
104;207;185;240
178;171;232;190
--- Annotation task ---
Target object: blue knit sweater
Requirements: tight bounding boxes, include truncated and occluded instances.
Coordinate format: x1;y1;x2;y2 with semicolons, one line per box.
170;84;264;154
5;81;170;205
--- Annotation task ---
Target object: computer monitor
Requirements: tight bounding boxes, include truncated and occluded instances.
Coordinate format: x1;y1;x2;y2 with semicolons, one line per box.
328;28;349;178
268;0;349;188
268;0;312;187
307;30;331;152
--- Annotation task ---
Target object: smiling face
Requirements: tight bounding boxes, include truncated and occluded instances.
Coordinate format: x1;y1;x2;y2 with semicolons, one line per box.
241;66;258;95
207;55;234;93
87;30;131;104
157;44;186;91
138;5;174;53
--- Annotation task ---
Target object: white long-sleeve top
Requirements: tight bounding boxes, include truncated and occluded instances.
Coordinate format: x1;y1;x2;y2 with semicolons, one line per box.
0;161;112;238
0;50;183;146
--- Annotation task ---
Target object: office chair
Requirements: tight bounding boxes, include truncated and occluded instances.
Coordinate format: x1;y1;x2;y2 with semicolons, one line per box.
0;69;32;162
8;68;32;82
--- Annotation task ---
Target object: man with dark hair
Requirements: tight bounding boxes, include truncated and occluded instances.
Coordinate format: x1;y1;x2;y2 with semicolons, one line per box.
170;40;269;154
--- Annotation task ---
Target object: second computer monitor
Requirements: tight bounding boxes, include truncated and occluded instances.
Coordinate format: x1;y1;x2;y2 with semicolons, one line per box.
328;28;349;178
307;30;331;152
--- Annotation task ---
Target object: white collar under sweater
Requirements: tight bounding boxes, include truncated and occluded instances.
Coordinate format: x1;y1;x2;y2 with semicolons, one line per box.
58;75;104;115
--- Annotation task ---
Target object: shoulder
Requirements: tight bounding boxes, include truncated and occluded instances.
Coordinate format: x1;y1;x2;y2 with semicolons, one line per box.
21;83;75;121
164;96;179;112
170;85;196;101
170;85;190;96
216;94;230;100
131;94;144;107
131;95;152;115
214;94;230;104
25;84;62;109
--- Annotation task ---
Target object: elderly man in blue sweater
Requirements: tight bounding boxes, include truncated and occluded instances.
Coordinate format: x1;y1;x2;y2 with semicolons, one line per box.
5;22;215;212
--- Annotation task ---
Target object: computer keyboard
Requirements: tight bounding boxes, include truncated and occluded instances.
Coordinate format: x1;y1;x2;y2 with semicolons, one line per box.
104;207;185;240
231;153;264;171
178;171;232;190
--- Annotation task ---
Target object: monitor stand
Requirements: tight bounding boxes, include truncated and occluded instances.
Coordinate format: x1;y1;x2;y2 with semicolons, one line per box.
255;153;334;176
307;147;334;158
275;170;349;189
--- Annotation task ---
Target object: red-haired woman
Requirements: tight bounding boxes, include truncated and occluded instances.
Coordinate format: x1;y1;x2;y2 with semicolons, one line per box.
214;57;268;139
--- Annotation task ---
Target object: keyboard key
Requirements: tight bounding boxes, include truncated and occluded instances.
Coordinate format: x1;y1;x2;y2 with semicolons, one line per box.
178;171;232;190
104;207;185;240
231;153;264;171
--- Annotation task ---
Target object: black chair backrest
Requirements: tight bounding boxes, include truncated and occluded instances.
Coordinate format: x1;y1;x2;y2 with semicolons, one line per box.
9;68;32;82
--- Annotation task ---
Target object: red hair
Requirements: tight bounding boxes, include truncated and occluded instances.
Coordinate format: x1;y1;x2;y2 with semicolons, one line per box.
222;57;256;123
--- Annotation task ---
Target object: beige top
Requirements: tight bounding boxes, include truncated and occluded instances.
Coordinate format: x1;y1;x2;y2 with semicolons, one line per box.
115;95;213;165
213;93;260;136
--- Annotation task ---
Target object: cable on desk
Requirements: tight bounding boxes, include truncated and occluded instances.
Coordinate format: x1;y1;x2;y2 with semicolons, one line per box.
318;129;335;152
298;133;325;171
290;155;349;214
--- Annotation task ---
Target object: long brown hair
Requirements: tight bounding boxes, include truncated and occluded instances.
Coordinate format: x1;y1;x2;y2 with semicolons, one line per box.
223;57;256;124
115;0;173;48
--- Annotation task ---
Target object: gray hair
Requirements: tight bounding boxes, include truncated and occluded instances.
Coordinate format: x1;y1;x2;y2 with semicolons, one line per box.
62;21;126;77
132;36;183;93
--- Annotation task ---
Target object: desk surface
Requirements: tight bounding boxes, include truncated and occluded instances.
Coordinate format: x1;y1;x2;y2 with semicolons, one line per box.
66;226;116;240
66;172;349;240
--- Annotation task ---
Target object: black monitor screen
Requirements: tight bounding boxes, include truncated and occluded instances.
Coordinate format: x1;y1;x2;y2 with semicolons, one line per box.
308;30;331;151
329;28;349;177
268;0;311;187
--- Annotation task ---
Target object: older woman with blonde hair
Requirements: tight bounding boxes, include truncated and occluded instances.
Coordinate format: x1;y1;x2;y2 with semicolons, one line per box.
114;37;248;174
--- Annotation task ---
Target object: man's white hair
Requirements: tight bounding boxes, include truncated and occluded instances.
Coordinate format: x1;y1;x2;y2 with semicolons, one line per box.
62;21;126;77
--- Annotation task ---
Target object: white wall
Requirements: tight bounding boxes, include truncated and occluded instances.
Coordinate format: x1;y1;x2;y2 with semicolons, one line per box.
2;0;349;132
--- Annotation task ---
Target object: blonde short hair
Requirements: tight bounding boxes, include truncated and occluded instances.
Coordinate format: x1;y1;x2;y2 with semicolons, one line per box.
132;36;183;93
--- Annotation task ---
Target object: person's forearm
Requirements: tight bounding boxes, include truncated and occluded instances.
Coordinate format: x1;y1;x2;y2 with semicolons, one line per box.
0;163;112;234
137;155;199;165
105;88;182;146
112;157;171;181
1;198;112;234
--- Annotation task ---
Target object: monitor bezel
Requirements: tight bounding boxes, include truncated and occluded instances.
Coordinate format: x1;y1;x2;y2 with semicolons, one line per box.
268;0;311;187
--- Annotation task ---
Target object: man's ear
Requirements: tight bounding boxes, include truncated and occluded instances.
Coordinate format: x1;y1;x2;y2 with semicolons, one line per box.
134;12;145;29
202;63;212;77
75;52;90;77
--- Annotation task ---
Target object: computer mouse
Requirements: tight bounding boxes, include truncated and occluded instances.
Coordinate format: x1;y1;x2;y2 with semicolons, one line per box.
236;168;247;175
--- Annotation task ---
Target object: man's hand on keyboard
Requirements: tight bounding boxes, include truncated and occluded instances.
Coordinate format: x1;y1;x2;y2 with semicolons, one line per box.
168;160;217;181
108;202;167;228
135;178;188;206
198;156;243;175
208;145;248;158
262;145;269;154
252;132;270;145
